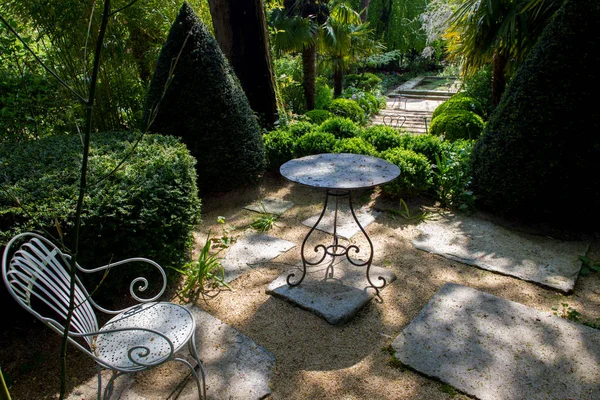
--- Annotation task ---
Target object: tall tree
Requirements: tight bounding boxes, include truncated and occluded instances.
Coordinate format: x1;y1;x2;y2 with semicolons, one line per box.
445;0;562;105
208;0;278;126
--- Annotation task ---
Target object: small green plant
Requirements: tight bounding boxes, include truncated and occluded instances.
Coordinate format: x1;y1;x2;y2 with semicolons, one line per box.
552;303;600;329
212;216;235;248
174;233;230;301
388;198;428;222
432;140;476;212
250;208;279;232
382;345;404;369
579;255;600;276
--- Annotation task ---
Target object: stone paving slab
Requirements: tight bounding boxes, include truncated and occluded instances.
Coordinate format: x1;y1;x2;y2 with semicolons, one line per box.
244;197;295;215
392;282;600;400
67;307;275;400
222;233;296;283
267;258;396;325
302;205;380;240
412;213;590;293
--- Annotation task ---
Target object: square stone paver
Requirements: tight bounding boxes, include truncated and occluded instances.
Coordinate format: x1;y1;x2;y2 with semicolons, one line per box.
412;213;590;293
244;197;295;215
392;282;600;400
267;258;396;325
302;205;380;240
222;233;296;283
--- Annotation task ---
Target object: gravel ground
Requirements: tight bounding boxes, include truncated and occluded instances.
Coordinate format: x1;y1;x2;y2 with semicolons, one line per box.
2;172;599;399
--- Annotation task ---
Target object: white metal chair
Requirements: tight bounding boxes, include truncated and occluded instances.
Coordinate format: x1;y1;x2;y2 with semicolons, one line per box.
1;232;206;399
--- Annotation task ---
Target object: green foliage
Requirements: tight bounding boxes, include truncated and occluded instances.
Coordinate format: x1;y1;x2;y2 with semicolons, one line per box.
380;147;432;197
360;125;402;152
345;73;382;91
318;117;361;139
274;54;306;114
0;131;201;272
288;121;317;137
342;87;383;117
295;131;337;157
325;98;366;124
366;0;428;53
460;65;494;117
304;109;333;125
263;129;296;171
579;256;600;276
363;50;403;70
174;232;230;301
432;95;485;119
398;133;444;164
433;139;476;211
250;213;279;232
471;0;600;229
387;198;429;222
333;137;377;156
144;3;264;193
553;303;600;329
430;111;484;141
315;78;334;109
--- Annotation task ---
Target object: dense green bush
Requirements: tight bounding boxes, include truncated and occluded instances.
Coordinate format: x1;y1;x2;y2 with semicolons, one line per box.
345;73;382;91
315;77;334;110
288;121;317;137
380;147;432;197
0;132;201;272
342;88;382;117
432;95;484;119
263;129;296;171
398;133;444;164
274;55;305;114
360;125;402;152
325;98;365;124
432;139;476;210
305;109;333;125
471;0;600;228
460;66;493;117
295;131;337;157
430;111;485;141
143;3;264;193
333;137;377;156
318;117;361;139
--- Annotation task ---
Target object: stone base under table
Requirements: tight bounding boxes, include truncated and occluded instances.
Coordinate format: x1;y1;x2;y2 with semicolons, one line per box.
267;258;396;325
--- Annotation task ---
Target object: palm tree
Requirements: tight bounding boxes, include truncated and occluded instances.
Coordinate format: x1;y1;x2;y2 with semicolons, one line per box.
445;0;561;105
270;0;328;110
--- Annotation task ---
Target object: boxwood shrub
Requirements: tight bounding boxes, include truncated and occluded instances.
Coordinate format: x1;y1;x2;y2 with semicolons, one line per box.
263;129;296;171
305;109;333;125
0;132;201;273
345;73;382;91
360;125;402;152
288;121;317;137
295;131;337;157
380;147;432;197
430;111;485;141
143;3;264;193
432;95;485;119
398;133;444;164
318;117;361;139
325;98;365;124
333;137;377;156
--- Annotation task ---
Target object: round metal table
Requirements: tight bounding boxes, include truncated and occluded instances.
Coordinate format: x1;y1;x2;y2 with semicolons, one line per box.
280;153;400;295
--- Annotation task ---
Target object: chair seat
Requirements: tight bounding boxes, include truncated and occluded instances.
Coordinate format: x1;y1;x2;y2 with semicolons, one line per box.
94;302;195;371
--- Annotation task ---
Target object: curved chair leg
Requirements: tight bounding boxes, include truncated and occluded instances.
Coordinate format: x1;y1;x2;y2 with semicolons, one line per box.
188;335;207;399
103;369;125;400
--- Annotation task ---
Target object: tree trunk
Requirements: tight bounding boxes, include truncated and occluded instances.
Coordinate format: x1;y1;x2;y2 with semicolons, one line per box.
492;52;507;106
333;64;343;97
359;0;371;23
208;0;278;126
302;44;317;110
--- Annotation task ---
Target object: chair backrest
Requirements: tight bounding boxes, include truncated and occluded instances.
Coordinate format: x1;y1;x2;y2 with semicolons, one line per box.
2;232;99;349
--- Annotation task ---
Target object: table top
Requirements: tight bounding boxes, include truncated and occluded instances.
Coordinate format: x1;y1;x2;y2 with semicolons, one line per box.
280;153;400;190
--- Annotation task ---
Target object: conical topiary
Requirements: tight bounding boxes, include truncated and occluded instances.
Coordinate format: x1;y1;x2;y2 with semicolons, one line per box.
143;2;264;193
470;0;600;229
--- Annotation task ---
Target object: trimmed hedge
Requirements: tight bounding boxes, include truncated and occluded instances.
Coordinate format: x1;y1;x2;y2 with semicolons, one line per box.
288;121;317;137
360;125;402;152
0;132;201;271
430;111;485;141
295;131;337;157
471;0;600;228
325;98;365;124
398;133;444;164
263;129;296;171
380;147;432;197
318;117;361;139
333;137;377;156
432;95;484;119
305;109;333;125
143;3;264;193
